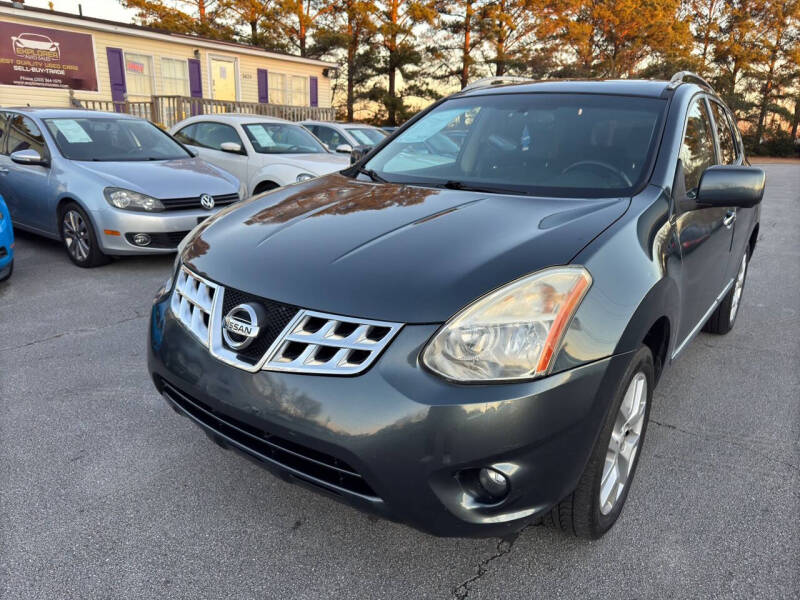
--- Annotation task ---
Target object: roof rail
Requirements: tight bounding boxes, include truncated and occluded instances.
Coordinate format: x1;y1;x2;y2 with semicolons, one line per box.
461;76;532;92
668;71;714;92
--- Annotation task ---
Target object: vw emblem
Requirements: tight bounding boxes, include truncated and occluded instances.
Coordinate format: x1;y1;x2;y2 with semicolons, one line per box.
222;303;264;350
200;194;215;210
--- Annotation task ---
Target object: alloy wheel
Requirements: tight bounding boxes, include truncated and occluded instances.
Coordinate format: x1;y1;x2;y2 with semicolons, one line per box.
62;209;91;263
599;371;647;515
729;253;747;325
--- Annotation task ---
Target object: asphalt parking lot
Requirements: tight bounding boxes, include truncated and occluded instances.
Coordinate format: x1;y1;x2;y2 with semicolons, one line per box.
1;163;798;600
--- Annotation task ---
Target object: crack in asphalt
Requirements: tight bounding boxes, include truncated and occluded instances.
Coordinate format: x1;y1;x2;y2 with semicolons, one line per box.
0;312;146;353
451;524;535;600
650;419;799;474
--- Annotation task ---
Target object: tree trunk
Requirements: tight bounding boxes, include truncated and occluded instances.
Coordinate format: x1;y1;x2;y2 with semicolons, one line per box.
461;1;472;89
791;96;800;141
198;0;206;23
755;51;778;145
347;34;356;121
388;53;397;125
250;20;258;44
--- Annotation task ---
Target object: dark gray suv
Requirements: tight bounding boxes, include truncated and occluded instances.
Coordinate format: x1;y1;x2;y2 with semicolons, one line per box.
148;73;763;539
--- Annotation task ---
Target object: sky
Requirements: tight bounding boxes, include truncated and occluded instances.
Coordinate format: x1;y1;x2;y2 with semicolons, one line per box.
25;0;135;23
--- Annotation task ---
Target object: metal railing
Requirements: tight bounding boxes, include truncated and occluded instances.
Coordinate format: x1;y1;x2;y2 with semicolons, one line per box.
71;92;335;127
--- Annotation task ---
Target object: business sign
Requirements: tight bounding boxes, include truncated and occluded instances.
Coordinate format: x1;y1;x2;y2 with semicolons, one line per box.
0;21;98;91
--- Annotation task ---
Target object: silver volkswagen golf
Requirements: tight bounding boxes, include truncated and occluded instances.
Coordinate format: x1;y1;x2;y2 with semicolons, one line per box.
0;109;244;267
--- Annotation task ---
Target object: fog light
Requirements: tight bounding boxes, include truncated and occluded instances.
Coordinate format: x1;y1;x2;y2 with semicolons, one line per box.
132;233;151;246
478;467;509;500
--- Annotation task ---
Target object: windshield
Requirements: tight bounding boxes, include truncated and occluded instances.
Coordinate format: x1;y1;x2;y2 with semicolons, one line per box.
44;117;191;161
346;127;387;145
363;93;667;198
243;123;328;154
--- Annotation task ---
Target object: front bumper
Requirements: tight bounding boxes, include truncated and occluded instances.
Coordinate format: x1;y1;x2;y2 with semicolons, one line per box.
93;207;218;255
148;296;633;537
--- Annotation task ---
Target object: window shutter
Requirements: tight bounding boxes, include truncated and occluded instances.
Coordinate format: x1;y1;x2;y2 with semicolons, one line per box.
106;47;126;110
309;76;318;107
257;69;269;104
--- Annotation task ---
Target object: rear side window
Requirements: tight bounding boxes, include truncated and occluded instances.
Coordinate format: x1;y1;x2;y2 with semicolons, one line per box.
0;112;8;154
6;115;47;158
176;121;242;151
710;102;737;165
679;99;716;193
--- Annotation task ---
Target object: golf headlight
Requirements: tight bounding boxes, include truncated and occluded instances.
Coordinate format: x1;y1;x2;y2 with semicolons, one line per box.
104;187;164;212
296;173;315;182
422;266;592;382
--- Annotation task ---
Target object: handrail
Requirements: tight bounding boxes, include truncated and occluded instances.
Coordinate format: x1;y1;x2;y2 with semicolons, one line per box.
461;76;532;92
668;71;715;92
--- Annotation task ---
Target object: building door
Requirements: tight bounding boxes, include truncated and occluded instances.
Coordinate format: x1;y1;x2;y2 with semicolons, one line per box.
210;57;236;102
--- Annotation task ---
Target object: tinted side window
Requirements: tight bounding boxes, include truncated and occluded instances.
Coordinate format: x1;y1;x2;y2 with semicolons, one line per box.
190;122;242;151
313;125;345;148
7;115;47;158
173;123;197;146
710;102;737;165
680;99;716;193
0;112;8;155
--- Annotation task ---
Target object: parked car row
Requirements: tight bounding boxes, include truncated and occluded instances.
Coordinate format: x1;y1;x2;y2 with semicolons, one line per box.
0;108;383;269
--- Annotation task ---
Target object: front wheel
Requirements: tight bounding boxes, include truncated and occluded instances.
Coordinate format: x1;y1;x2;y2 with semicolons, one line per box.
544;345;654;538
703;248;749;335
60;202;109;268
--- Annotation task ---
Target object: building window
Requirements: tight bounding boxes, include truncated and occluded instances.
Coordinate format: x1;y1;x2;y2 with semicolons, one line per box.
290;76;308;106
269;73;286;105
124;52;153;97
267;73;308;106
161;58;189;96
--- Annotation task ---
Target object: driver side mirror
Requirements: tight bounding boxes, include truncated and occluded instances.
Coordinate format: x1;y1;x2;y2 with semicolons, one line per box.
349;144;374;164
220;142;243;155
10;149;48;167
696;165;765;208
335;143;353;154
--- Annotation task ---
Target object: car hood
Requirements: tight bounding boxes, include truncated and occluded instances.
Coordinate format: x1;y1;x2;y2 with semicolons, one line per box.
182;174;629;323
71;158;239;198
255;153;349;175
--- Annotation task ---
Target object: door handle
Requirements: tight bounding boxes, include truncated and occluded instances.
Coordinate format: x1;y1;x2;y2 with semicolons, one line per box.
723;210;736;228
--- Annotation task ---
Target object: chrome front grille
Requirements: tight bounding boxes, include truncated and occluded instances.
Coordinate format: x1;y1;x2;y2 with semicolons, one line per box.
170;266;402;374
264;311;402;375
171;268;218;347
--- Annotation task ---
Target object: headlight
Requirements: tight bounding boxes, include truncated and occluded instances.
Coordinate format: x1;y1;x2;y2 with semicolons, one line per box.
422;266;592;382
296;173;315;182
104;187;164;212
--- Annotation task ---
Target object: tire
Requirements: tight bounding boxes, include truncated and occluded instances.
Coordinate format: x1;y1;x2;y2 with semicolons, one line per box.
703;248;749;335
545;345;654;539
59;202;109;268
0;258;12;282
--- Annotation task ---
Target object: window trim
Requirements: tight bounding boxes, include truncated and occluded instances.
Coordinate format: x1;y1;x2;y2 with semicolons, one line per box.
160;56;191;97
267;71;310;107
123;51;156;98
708;98;742;166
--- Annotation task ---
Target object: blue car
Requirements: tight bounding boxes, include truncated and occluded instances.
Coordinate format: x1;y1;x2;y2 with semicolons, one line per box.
0;194;13;281
0;109;244;268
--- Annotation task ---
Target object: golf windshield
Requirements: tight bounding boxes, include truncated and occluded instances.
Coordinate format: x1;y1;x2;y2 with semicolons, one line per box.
243;123;328;154
44;118;191;161
363;93;667;198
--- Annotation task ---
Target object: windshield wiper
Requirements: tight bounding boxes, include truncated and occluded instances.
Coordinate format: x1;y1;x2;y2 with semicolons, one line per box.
441;180;527;195
356;166;387;183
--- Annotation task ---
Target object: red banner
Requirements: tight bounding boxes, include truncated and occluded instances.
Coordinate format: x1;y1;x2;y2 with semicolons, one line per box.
0;20;98;91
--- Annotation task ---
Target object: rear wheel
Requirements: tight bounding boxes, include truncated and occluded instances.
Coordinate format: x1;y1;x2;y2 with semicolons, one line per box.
544;345;653;538
703;248;749;334
60;202;109;268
